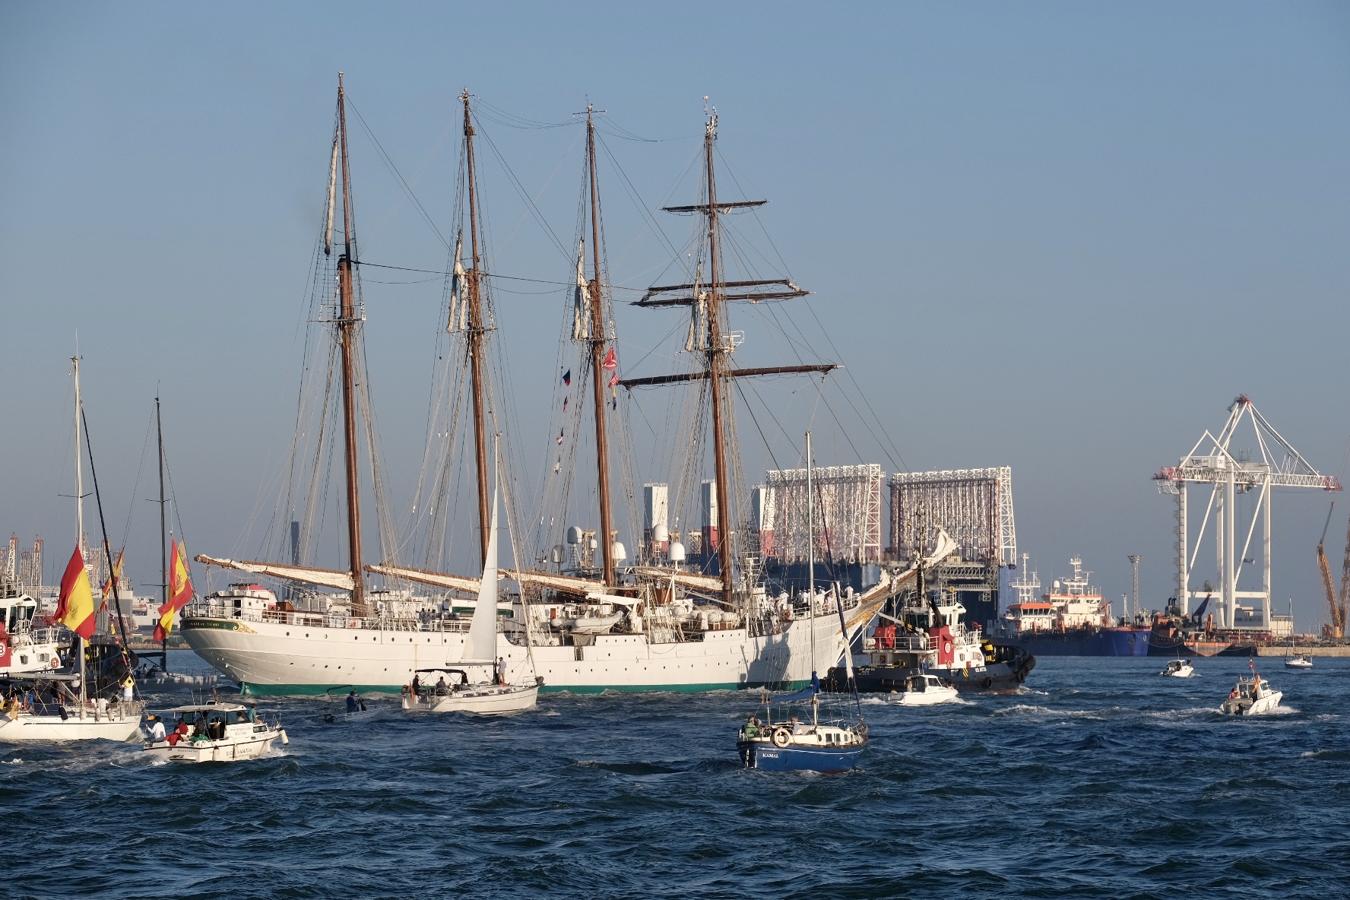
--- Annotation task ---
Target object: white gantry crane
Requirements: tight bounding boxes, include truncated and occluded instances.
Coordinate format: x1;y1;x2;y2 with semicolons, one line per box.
1154;395;1341;631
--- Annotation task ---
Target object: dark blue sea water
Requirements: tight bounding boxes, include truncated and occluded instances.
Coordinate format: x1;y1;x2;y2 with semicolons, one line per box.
6;652;1350;898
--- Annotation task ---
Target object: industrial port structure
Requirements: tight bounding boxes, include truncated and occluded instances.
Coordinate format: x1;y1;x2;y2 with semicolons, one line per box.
1154;395;1341;632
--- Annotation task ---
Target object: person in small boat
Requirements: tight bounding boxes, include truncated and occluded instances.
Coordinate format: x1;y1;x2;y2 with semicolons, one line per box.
147;715;166;743
495;657;508;686
346;691;359;713
435;676;449;696
744;715;760;738
411;674;421;697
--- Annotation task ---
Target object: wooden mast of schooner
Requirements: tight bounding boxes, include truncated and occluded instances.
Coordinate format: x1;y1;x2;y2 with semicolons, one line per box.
335;73;366;617
585;105;617;587
460;90;493;567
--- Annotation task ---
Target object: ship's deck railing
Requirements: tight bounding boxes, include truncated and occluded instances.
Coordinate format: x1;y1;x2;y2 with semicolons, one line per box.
183;599;475;634
863;633;930;653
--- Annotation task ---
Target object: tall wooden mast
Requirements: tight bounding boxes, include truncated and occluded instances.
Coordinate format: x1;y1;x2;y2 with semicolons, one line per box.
701;111;735;606
620;108;837;609
585;105;616;587
335;73;366;616
460;90;493;566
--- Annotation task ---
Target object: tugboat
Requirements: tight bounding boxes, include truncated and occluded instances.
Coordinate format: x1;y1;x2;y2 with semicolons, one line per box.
827;557;1034;694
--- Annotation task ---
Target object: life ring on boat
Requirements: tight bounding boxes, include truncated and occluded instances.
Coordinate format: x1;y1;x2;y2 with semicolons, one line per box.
50;657;60;669
771;726;791;748
982;677;993;689
347;618;359;629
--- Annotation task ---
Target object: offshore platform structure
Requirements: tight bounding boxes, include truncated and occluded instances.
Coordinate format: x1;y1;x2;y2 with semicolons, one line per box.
888;467;1017;626
1154;395;1340;632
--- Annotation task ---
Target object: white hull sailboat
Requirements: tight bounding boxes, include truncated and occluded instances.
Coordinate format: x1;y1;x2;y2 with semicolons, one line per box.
402;447;539;715
0;704;143;743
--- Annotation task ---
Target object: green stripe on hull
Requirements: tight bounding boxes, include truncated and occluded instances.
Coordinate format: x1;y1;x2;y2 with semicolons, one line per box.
240;679;809;697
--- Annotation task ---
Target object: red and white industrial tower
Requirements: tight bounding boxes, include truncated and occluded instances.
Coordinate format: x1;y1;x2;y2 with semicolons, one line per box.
1154;395;1341;631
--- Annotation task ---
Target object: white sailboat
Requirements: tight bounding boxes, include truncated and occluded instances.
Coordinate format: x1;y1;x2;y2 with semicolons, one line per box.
1282;599;1312;668
0;357;143;743
403;455;539;714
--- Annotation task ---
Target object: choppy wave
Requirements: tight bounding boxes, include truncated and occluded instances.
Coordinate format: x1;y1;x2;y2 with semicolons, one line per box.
4;653;1350;897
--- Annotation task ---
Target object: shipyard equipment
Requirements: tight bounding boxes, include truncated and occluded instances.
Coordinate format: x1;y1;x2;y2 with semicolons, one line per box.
1316;504;1342;639
1154;395;1341;631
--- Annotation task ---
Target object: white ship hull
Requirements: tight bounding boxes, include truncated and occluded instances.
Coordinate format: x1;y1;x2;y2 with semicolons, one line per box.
182;611;858;696
0;708;143;743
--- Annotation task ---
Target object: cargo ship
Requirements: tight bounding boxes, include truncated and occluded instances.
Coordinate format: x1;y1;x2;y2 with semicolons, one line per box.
1147;595;1235;656
991;556;1151;656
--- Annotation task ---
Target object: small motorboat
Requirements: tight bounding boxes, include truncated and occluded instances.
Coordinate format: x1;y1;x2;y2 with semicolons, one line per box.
1219;670;1282;716
1160;659;1196;678
144;701;287;763
1284;655;1313;669
890;672;960;705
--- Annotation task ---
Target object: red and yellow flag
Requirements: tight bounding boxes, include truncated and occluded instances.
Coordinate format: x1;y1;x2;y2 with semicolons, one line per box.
56;546;97;639
99;547;125;608
153;540;194;642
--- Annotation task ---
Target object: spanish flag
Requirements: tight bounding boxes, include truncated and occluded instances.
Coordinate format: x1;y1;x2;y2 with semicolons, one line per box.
153;540;194;642
55;546;96;639
99;547;125;608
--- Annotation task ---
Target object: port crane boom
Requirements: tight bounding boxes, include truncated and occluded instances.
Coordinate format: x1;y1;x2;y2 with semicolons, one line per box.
1154;395;1341;631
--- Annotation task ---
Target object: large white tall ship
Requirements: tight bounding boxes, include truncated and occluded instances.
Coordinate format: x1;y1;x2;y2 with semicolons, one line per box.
183;87;902;695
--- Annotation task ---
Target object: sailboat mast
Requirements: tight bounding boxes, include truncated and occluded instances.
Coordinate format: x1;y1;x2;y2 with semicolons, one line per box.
461;90;493;567
156;395;168;667
71;355;87;710
806;430;815;676
701;111;735;606
585;106;616;586
72;355;84;553
335;73;366;616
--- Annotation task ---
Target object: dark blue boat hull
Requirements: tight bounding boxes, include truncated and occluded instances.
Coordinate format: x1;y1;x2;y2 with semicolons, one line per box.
738;740;864;773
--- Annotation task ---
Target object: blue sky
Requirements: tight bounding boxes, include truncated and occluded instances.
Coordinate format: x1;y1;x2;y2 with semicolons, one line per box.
2;2;1347;628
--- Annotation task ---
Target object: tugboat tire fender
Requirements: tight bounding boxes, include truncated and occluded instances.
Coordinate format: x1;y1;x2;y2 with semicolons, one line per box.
982;677;993;689
771;726;791;748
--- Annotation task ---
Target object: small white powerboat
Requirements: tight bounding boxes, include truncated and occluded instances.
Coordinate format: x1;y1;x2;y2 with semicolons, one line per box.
143;701;287;763
891;672;960;706
1219;672;1282;716
1160;659;1196;678
1284;655;1313;669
